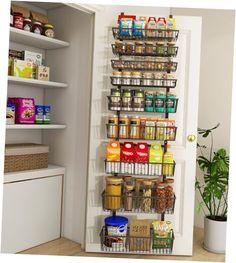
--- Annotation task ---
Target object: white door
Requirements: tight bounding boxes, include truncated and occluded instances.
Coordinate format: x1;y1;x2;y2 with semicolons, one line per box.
85;7;202;256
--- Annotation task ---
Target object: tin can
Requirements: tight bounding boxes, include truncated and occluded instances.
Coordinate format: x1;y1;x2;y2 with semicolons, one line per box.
122;89;132;111
107;115;119;138
119;115;129;139
129;116;140;139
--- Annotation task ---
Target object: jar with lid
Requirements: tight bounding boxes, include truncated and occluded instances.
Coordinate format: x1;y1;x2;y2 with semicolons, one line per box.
167;42;177;56
131;71;141;86
119;115;129;138
135;178;144;209
32;21;43;35
142;72;153;86
141;180;152;212
129;116;140;139
156;42;166;56
124;184;134;211
135;41;145;54
145;91;155;112
123;176;133;187
122;89;132;111
166;73;176;87
23;18;32;32
114;40;125;54
144;119;156;140
156;182;166;213
145;42;156;55
112;71;122;85
109;88;121;111
155;91;166;113
166;92;177;113
43;24;55;38
153;72;163;87
165;179;174;210
13;12;23;29
107;115;119;139
122;71;131;85
126;42;135;54
133;89;144;112
105;176;123;210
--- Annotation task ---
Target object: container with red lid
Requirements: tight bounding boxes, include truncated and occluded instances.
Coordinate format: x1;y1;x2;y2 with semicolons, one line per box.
13;12;23;29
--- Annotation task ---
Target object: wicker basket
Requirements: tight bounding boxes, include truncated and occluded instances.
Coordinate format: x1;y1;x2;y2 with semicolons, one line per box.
4;143;49;173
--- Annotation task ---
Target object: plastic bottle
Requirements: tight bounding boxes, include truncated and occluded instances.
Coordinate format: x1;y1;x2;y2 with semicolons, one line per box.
166;15;176;38
163;144;174;176
156;17;166;38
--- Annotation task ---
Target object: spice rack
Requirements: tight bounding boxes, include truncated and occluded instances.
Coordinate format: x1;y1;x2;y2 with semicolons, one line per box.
101;14;179;255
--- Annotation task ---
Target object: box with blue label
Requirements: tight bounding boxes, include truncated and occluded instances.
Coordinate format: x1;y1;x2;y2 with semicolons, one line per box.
43;105;51;124
6;104;15;124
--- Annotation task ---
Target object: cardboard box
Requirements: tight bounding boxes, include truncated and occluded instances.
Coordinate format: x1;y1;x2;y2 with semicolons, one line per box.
23;50;43;66
6;104;15;124
11;59;33;79
36;66;50;81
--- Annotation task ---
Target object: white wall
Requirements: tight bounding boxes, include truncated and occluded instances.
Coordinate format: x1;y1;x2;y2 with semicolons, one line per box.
171;8;235;228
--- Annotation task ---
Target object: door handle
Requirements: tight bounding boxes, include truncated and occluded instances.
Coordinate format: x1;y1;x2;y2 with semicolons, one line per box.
187;134;196;142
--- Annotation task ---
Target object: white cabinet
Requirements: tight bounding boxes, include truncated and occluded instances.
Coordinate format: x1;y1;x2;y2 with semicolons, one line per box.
1;175;63;253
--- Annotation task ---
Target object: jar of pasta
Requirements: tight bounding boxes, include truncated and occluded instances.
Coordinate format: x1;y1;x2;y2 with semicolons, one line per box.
124;184;134;211
156;183;166;213
105;177;123;210
141;180;152;212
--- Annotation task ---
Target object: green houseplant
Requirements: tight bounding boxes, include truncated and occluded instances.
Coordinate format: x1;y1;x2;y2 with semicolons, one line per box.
195;123;229;253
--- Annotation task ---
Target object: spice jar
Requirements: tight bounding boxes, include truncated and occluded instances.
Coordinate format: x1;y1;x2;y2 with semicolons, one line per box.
142;72;153;86
166;92;176;113
153;72;163;87
133;89;144;112
123;176;133;186
119;115;129;139
165;179;174;210
13;12;23;29
141;180;152;212
122;89;132;111
166;73;176;87
156;42;166;56
109;88;121;110
105;176;123;210
129;116;140;139
122;71;131;85
135;41;145;54
145;91;155;112
144;119;156;140
112;71;122;85
114;40;125;54
43;24;55;38
156;183;166;213
145;42;156;55
32;21;43;35
131;71;142;86
23;18;32;32
155;91;166;113
107;115;119;139
126;42;135;54
124;184;134;211
167;42;177;56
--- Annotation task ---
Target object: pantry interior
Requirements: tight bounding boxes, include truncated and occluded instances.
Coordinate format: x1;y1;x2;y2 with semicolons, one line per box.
1;1;202;257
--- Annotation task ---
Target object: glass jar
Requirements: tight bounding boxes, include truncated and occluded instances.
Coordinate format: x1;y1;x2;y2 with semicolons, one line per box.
153;72;163;87
126;42;135;54
114;40;125;54
124;184;134;211
156;42;166;56
123;176;133;186
13;12;23;29
122;89;132;111
107;115;119;139
145;91;155;112
155;91;166;113
112;71;122;85
166;73;176;87
156;183;166;213
166;92;176;113
142;72;153;86
32;21;43;35
122;71;131;85
129;116;141;139
105;177;123;210
119;115;129;138
141;180;152;212
144;119;156;140
145;42;156;55
109;88;121;110
165;179;174;210
135;178;144;209
131;71;141;86
135;41;145;54
43;24;55;38
167;42;176;56
133;89;144;112
23;18;32;32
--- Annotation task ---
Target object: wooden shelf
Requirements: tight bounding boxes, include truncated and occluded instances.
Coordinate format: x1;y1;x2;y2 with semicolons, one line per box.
4;164;66;183
10;27;70;50
6;124;66;130
8;76;68;88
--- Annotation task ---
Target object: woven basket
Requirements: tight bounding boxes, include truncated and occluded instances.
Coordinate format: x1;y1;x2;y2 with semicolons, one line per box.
4;143;49;173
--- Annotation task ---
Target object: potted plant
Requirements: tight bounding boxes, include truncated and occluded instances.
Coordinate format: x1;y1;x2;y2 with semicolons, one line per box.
195;123;229;254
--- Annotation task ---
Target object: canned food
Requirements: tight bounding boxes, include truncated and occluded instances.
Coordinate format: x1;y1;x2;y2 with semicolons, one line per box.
107;115;119;138
119;116;129;138
129;116;140;139
122;89;132;111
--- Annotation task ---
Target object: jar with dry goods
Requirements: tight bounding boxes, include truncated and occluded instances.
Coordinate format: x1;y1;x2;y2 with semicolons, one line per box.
122;71;131;85
122;89;132;111
153;72;163;86
133;89;144;112
156;183;166;213
109;88;121;110
114;40;125;54
156;42;166;56
124;184;134;211
135;41;145;54
142;72;153;86
131;71;142;86
129;116;140;139
134;178;143;209
107;115;119;139
126;42;135;54
144;119;156;140
119;116;129;139
165;179;174;210
141;180;152;212
167;42;176;56
112;71;122;85
105;177;123;210
145;42;156;55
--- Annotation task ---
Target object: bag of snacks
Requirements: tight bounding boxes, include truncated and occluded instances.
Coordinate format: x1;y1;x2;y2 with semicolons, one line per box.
118;14;136;37
152;220;173;249
133;16;146;37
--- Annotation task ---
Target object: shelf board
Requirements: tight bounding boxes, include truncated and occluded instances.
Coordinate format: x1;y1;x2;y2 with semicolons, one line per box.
4;164;66;183
10;27;70;49
8;76;68;88
6;124;66;130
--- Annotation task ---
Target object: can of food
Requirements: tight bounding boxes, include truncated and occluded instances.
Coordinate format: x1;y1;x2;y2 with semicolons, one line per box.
107;115;119;138
119;115;129;138
122;89;132;111
130;116;140;139
133;89;144;112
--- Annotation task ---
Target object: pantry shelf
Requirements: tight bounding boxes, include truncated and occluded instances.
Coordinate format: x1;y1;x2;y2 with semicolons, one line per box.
10;27;70;50
8;76;68;89
6;124;66;130
4;164;65;183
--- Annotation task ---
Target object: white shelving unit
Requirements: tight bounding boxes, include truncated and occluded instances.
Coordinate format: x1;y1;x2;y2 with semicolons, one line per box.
6;124;66;129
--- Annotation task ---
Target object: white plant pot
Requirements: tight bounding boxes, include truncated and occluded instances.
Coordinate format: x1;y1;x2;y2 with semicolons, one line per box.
203;216;227;254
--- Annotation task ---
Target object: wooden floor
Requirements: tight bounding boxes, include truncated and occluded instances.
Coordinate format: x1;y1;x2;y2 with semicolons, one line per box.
19;227;225;262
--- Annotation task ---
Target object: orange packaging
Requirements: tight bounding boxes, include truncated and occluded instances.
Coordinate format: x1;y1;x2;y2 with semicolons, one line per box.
106;141;121;161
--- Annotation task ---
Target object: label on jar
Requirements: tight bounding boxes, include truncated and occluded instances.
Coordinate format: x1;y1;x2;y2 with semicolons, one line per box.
24;24;31;32
34;27;41;34
145;98;153;107
166;98;175;108
14;16;23;29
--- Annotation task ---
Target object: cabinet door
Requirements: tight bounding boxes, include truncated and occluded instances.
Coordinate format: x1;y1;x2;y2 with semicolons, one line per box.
1;175;63;253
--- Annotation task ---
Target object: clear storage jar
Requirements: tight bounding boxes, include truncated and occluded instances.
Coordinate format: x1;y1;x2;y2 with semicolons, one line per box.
142;72;153;86
105;177;123;210
122;71;131;85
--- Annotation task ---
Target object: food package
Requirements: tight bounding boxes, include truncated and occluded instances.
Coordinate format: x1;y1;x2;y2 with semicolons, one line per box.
152;220;173;249
121;142;135;162
31;11;49;24
11;59;33;79
35;105;44;124
9;49;23;59
135;143;148;163
133;16;146;37
23;50;43;66
6;104;15;124
36;66;50;81
118;14;136;37
11;4;30;18
106;141;120;161
43;105;51;124
149;142;163;163
129;219;151;251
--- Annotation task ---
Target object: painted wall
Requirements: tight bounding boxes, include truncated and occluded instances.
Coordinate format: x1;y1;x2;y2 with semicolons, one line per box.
171;8;235;228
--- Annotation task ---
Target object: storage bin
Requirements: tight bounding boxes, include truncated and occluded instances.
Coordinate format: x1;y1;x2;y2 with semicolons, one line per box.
4;143;49;173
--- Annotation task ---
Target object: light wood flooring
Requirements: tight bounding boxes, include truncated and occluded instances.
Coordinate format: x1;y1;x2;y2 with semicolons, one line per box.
19;227;225;262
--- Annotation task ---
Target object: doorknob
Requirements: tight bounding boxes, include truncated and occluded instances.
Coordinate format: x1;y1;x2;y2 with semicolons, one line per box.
187;134;196;142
